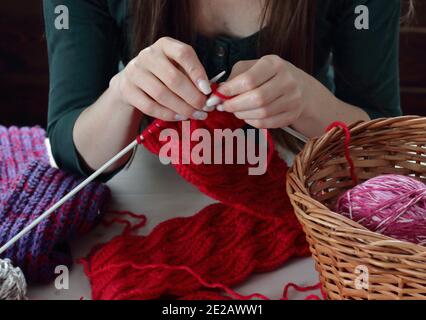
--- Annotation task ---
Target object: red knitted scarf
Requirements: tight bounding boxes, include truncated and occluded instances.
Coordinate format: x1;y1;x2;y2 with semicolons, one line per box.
81;110;310;300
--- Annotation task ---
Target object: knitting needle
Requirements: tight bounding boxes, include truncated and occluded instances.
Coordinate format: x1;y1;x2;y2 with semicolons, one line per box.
281;127;308;144
0;72;227;256
209;71;226;85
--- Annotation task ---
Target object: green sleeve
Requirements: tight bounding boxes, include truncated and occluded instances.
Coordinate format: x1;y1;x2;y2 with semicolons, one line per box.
332;0;402;119
43;0;121;179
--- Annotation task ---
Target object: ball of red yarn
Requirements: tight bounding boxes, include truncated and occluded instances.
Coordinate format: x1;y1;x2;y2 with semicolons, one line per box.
336;174;426;245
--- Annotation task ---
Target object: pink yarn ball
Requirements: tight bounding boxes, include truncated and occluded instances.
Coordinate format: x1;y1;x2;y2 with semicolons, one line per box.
336;174;426;245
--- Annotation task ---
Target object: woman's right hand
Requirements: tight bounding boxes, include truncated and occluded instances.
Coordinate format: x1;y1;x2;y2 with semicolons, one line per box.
110;37;212;121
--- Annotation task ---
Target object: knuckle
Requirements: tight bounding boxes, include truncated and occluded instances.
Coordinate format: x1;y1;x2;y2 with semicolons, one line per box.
137;49;147;60
188;66;203;80
234;60;246;69
179;107;194;118
262;55;275;62
159;111;172;121
251;91;266;107
288;81;300;95
234;112;244;120
293;88;303;102
224;102;234;112
176;44;193;60
189;94;205;108
232;60;249;74
151;85;167;100
143;100;156;113
285;111;298;124
241;75;256;90
157;36;172;46
166;70;182;87
138;47;154;61
257;107;269;119
250;120;262;128
126;60;138;77
264;55;284;70
219;85;232;97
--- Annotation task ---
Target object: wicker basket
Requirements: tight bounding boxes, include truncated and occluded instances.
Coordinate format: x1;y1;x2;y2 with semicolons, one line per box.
286;116;426;300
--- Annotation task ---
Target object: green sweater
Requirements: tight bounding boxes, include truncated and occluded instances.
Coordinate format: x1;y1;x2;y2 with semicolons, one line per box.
43;0;402;178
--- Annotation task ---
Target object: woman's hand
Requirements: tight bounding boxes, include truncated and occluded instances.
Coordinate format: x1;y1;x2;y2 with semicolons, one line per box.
110;37;212;122
212;55;315;129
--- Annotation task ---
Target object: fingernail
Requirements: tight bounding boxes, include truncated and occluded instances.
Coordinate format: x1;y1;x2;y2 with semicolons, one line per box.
193;111;208;120
216;104;225;112
206;95;221;107
203;105;215;112
197;79;212;95
175;114;188;121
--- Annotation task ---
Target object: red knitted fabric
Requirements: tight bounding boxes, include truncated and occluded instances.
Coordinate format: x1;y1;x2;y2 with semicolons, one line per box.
82;111;309;300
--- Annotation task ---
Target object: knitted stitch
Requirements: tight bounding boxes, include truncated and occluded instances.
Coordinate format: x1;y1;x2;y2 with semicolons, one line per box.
82;111;309;300
0;126;47;201
0;126;110;283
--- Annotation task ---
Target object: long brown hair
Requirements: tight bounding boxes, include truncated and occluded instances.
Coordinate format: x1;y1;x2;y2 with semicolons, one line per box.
130;0;317;74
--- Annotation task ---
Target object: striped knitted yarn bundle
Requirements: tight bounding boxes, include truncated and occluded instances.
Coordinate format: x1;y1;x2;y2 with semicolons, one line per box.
0;126;47;203
82;111;310;300
0;126;110;283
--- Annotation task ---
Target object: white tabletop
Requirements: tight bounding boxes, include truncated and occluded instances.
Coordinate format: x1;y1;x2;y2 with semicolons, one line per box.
27;144;318;300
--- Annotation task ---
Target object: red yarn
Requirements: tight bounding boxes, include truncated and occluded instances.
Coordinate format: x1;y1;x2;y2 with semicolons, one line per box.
102;210;147;235
81;84;312;300
326;122;358;186
211;83;233;101
82;259;321;300
282;282;326;300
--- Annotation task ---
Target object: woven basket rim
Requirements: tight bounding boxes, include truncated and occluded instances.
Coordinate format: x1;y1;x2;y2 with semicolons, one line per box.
286;116;426;255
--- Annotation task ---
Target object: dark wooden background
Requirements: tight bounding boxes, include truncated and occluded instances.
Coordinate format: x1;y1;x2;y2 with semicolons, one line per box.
400;0;426;115
0;1;48;127
0;0;425;127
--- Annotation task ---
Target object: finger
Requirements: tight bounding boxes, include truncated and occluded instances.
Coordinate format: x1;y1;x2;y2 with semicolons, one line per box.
133;71;206;120
157;37;211;95
228;60;258;78
221;76;281;113
217;57;278;97
144;50;207;109
233;94;301;120
245;112;298;129
122;82;181;121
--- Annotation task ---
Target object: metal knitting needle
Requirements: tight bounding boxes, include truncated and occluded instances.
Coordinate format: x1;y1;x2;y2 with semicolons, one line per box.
209;71;226;84
0;72;227;256
281;127;308;144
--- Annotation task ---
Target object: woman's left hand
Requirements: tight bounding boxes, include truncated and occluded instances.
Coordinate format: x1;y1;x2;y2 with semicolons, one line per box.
211;55;314;129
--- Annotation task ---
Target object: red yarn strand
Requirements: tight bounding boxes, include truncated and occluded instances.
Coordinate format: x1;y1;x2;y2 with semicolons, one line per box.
125;263;271;301
281;282;325;300
326;121;358;186
84;257;323;300
211;83;234;101
102;210;147;235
